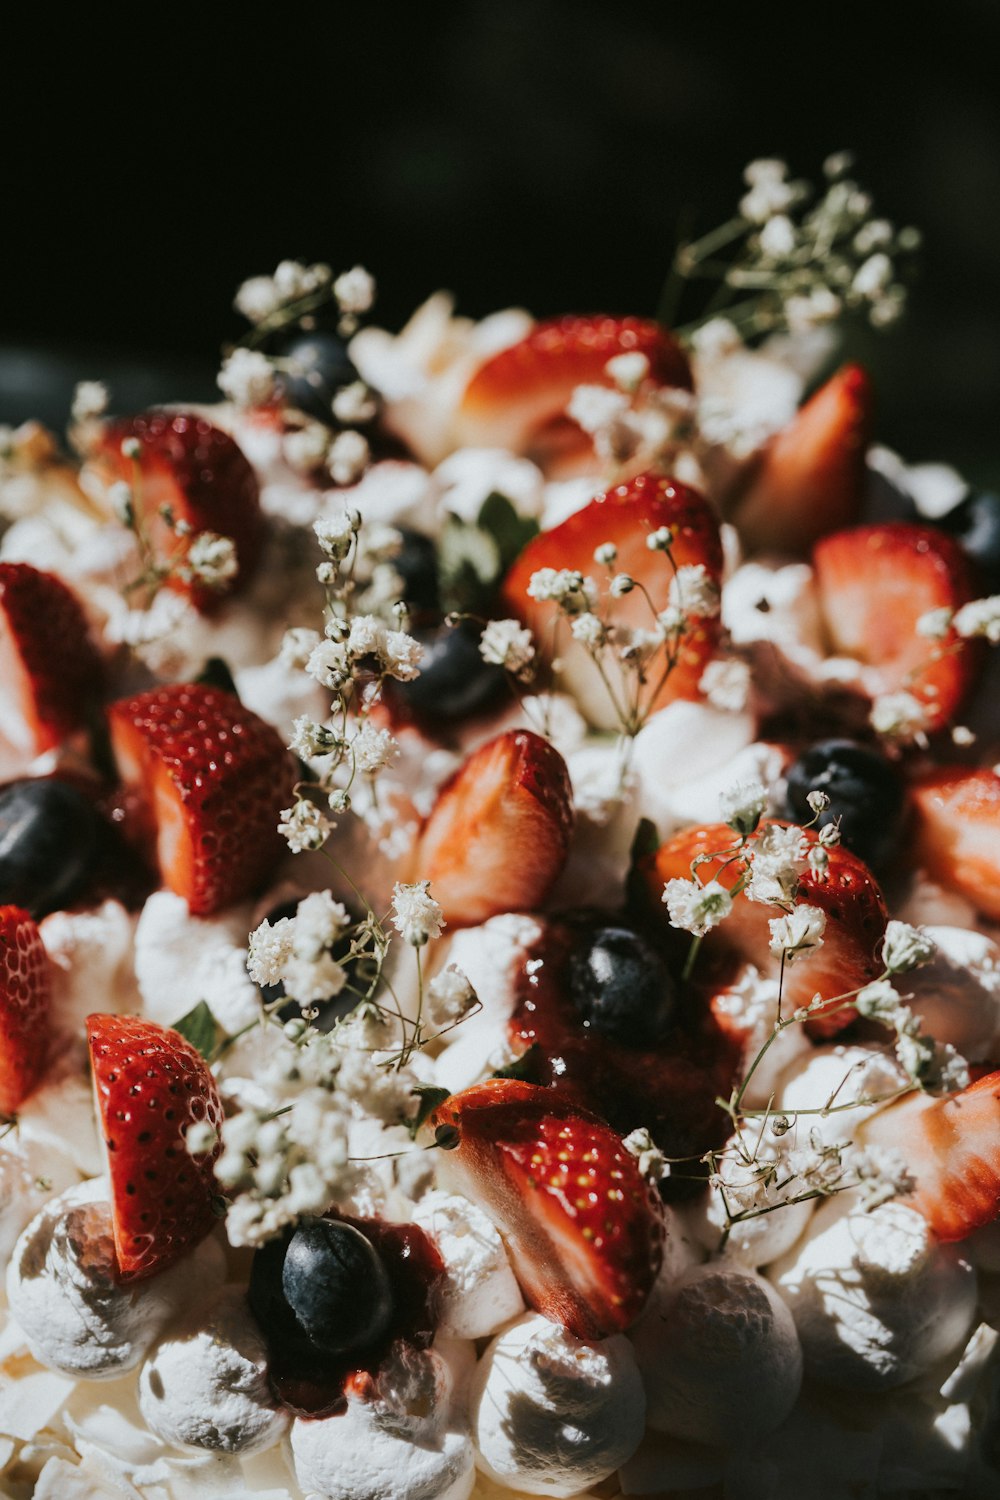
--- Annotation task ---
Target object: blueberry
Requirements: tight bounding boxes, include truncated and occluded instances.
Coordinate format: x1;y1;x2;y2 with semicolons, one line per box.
936;491;1000;591
0;779;103;917
249;1219;394;1359
782;739;905;869
393;528;440;616
277;332;358;423
389;622;507;725
568;925;676;1045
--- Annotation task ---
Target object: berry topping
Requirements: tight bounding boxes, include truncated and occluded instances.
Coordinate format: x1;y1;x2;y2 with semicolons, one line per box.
108;683;296;916
97;412;264;610
86;1014;224;1283
812;522;979;732
414;729;573;927
386;621;506;729
781;739;905;869
430;1079;666;1339
0;562;104;756
0;905;51;1114
0;778;105;917
910;766;1000;921
568;923;676;1045
935;490;1000;592
731;364;872;554
277;332;359;423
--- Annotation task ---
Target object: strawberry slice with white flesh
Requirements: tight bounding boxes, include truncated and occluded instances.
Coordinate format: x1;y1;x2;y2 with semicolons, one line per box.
413;729;573;927
910;766;1000;921
430;1079;665;1338
0;905;51;1114
0;562;104;757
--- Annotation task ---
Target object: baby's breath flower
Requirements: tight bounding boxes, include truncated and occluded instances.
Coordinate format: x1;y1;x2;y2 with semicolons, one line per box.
294;891;351;955
333;265;376;316
247;914;296;986
121;437;142;460
605;351;650;391
852;253;893;298
951;724;976;747
283;424;330;474
307;639;351;690
745;823;807;905
870;690;929;741
218;348;276;407
882;920;937;974
289;717;341;760
314;507;359;560
108;481;134;527
234;274;282;324
426;964;477;1027
622;1127;668;1182
278;799;333;853
662;877;733;937
953;595;1000;644
281;627;322;668
570;612;607;647
391;881;444;947
567;384;630;434
646;526;674;552
352;719;398;775
768;904;826;962
479;618;536;679
668;564;721;618
916;606;954;640
327;430;370;486
719;778;767;838
332;381;378;425
806;790;831;814
184;1121;218;1157
740;159;797;224
527;568;585;604
183;532;239;588
807;844;829;876
698;657;750;712
71;380;109;423
855;978;908;1024
282;952;348;1005
593;542;618;567
610;573;635;598
382;629;423;681
758;214;797;259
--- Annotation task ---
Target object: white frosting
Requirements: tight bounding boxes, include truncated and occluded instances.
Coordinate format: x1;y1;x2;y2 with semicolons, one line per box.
0;1138;78;1267
776;1044;908;1147
771;1197;978;1390
16;1064;105;1178
138;1287;287;1455
469;1312;645;1498
39;900;139;1037
630;1263;802;1445
632;700;756;833
411;1192;524;1339
431;914;545;1093
6;1179;225;1379
903;925;1000;1061
686;1143;815;1270
134;889;262;1034
432;448;544;524
291;1344;474;1500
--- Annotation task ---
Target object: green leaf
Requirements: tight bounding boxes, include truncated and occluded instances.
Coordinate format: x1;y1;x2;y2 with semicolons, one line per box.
436;518;502;616
477;491;540;573
407;1084;452;1140
630;817;661;863
196;657;241;699
625;817;662;925
172;1000;222;1060
491;1045;544;1083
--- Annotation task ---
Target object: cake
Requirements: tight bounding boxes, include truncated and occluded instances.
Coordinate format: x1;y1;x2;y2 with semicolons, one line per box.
0;154;998;1499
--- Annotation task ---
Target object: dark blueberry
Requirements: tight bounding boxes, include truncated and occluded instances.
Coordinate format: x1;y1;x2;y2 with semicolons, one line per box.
389;621;507;726
862;467;919;525
0;779;103;917
782;738;905;869
568;925;676;1045
393;528;440;616
277;332;358;423
935;490;1000;591
250;1219;394;1358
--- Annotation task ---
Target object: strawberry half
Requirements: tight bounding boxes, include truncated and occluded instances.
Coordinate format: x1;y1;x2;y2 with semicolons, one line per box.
502;471;724;731
910;766;1000;920
861;1070;1000;1241
108;683;296;915
413;729;573;927
430;1079;665;1338
0;562;104;756
731;365;872;554
0;906;51;1114
640;820;888;1038
813;522;979;731
96;412;264;610
454;315;691;467
87;1014;224;1281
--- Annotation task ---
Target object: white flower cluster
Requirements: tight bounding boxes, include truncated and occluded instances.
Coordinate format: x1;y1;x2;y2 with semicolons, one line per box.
390;881;445;947
479;618;536;680
248;891;354;1009
179;531;239;589
855;975;971;1094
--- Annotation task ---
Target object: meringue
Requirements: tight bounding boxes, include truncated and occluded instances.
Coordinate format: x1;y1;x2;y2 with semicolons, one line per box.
411;1191;524;1339
133;889;262;1034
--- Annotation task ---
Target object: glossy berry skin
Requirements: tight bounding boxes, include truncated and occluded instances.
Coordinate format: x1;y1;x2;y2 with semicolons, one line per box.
393;527;440;617
0;562;104;754
278;333;358;423
0;906;51;1114
389;623;506;726
568;924;676;1044
782;739;905;869
86;1015;224;1282
936;491;1000;591
0;779;105;917
280;1219;394;1356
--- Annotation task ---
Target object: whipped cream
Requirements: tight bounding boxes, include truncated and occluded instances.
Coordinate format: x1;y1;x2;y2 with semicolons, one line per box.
290;1343;475;1500
686;1139;815;1269
772;1197;978;1390
0;1138;77;1268
39;900;138;1038
432;914;545;1093
631;700;756;833
133;889;262;1034
776;1044;908;1146
903;924;1000;1060
6;1179;226;1379
469;1311;645;1498
631;1263;802;1445
137;1287;288;1455
411;1191;524;1339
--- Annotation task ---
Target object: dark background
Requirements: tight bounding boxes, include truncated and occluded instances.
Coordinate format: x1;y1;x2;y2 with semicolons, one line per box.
4;4;999;483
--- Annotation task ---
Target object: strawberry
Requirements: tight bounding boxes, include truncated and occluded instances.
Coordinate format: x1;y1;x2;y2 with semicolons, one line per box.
640;820;888;1038
0;562;104;755
108;683;296;915
96;412;264;610
454;315;691;464
813;522;979;731
731;365;872;554
501;471;724;731
861;1070;1000;1241
413;729;573;927
430;1079;665;1338
910;766;1000;920
86;1014;224;1281
0;906;50;1114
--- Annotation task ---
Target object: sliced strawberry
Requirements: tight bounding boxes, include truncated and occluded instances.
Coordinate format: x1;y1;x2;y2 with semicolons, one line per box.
0;906;50;1114
454;315;691;466
861;1070;1000;1241
502;471;723;731
87;1014;224;1281
731;365;872;554
108;683;296;915
430;1079;665;1338
910;766;1000;920
96;412;264;610
640;820;888;1038
0;562;104;756
413;729;573;927
813;522;979;731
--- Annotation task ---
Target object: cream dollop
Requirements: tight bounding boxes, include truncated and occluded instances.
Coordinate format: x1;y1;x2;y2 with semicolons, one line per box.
411;1191;524;1339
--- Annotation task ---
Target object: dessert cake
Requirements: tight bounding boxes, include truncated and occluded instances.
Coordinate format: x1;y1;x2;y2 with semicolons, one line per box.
0;156;998;1499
